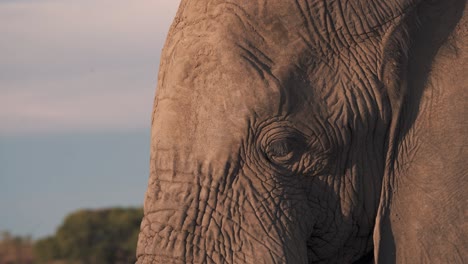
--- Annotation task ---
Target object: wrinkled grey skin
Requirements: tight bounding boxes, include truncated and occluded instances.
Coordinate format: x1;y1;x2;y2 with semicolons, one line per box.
137;0;467;263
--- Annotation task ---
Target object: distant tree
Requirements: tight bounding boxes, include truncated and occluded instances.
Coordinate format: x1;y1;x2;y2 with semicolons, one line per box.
34;207;143;264
0;231;34;264
34;236;61;263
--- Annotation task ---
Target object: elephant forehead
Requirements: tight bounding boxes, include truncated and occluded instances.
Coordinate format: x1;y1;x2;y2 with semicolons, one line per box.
156;31;289;118
153;38;280;152
173;0;418;52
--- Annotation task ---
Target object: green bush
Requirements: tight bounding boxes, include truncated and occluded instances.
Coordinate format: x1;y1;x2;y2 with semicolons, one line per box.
34;207;143;264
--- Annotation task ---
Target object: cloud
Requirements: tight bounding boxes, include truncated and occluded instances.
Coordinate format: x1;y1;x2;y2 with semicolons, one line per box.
0;0;181;136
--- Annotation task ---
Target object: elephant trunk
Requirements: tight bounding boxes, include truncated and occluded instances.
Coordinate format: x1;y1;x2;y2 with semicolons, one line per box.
136;152;309;263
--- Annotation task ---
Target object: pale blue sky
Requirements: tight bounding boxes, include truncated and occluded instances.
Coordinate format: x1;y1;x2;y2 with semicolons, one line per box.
0;0;180;239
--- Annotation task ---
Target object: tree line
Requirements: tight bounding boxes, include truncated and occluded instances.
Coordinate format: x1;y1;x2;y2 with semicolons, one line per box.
0;207;143;264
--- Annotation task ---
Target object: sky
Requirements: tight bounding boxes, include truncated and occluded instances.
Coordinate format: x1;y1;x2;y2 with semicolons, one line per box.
0;0;181;239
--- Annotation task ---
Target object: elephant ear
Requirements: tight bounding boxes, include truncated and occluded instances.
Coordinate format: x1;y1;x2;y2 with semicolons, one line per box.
373;2;467;263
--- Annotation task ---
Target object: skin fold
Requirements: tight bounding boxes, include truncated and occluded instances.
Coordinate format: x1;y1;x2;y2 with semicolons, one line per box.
136;0;467;263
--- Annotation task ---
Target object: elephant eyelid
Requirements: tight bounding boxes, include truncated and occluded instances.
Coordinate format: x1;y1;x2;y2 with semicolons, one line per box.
264;136;305;165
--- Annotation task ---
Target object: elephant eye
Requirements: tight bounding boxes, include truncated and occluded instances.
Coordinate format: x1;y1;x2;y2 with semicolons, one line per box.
266;139;296;163
269;140;292;156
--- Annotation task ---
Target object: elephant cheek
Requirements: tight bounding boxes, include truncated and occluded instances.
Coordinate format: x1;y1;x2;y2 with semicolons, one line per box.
136;163;309;264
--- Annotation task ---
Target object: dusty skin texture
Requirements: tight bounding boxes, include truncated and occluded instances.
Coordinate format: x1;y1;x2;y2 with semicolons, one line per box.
137;0;467;263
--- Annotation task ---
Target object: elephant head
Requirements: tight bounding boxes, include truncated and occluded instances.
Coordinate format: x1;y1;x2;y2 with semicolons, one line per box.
137;0;467;263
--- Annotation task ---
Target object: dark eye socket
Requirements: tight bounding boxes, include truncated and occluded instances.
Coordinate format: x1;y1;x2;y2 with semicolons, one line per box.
265;137;303;165
269;139;293;158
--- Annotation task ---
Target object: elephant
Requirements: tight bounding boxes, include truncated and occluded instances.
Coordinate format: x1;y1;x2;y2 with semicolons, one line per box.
136;0;467;263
